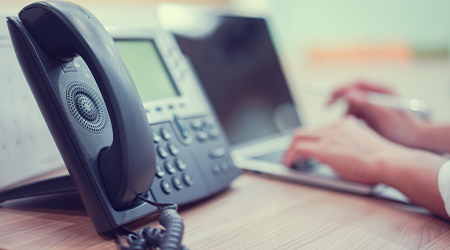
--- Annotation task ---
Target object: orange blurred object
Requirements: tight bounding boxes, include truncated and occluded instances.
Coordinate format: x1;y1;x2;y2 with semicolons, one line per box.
309;42;413;62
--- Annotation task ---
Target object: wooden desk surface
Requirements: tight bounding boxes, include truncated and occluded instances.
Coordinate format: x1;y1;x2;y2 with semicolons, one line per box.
0;173;449;250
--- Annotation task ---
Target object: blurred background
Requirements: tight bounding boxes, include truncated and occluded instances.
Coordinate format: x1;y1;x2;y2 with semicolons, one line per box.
2;0;450;186
2;0;450;126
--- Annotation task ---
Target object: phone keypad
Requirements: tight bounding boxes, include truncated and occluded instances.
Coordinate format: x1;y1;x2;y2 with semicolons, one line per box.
152;123;196;198
150;116;239;204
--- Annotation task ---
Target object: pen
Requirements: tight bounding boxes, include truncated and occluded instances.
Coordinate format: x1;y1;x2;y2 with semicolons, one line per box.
307;83;430;119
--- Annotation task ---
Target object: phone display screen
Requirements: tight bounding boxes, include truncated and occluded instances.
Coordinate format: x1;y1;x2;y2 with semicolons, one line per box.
115;40;179;102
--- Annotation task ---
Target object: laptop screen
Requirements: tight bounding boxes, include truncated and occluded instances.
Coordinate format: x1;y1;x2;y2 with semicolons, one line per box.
162;12;301;145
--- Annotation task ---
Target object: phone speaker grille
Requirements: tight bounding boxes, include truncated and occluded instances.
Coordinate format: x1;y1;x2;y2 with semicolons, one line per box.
67;82;108;133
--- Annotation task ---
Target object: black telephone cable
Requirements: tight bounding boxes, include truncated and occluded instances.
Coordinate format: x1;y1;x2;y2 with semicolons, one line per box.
115;195;189;250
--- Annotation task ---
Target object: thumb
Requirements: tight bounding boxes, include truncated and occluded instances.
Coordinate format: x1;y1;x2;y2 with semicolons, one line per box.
283;141;322;166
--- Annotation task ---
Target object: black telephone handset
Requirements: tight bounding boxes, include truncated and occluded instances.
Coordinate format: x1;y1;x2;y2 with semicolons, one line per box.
9;2;156;210
7;0;159;230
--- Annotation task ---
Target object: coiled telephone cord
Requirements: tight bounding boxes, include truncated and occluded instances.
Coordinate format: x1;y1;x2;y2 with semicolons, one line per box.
115;195;190;250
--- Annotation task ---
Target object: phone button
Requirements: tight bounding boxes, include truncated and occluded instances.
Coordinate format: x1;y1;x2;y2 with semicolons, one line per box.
212;164;221;175
174;115;192;141
172;177;183;190
153;131;162;143
160;128;172;140
202;119;214;129
209;147;226;159
190;119;202;130
168;143;179;155
182;173;193;186
180;129;191;140
175;158;187;171
157;146;169;159
155;165;165;178
165;161;176;174
220;161;230;172
196;130;209;142
208;128;220;139
161;181;172;194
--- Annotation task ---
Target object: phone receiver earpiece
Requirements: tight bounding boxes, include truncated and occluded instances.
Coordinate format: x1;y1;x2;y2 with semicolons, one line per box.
17;1;156;210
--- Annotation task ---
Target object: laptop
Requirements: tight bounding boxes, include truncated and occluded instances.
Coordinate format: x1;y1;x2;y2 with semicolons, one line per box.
157;5;408;200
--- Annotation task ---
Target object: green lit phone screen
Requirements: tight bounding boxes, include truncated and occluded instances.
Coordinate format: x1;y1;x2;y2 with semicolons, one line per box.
115;40;179;102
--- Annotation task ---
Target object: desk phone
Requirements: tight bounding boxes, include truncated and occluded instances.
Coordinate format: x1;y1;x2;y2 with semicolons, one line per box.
1;1;240;233
111;29;240;206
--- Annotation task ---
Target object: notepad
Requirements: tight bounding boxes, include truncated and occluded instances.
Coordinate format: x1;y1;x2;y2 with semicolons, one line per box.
0;22;64;189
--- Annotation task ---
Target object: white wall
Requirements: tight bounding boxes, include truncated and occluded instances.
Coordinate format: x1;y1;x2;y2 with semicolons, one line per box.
231;0;450;126
233;0;450;58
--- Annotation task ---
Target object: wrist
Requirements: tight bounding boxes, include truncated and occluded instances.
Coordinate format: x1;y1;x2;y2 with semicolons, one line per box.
372;145;408;185
375;146;446;187
411;122;450;154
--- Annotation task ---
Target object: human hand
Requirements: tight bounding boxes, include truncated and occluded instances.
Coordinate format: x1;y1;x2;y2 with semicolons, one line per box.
328;81;396;106
328;82;426;149
283;116;449;218
283;116;411;184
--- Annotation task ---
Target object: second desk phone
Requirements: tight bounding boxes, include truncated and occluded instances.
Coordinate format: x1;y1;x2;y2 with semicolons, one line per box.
1;1;240;234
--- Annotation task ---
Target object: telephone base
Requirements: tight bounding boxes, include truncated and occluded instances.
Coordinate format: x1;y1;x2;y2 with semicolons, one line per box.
0;175;77;203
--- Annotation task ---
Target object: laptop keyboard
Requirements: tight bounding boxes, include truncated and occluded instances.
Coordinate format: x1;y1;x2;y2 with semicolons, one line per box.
252;151;317;172
252;150;285;163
